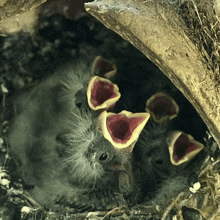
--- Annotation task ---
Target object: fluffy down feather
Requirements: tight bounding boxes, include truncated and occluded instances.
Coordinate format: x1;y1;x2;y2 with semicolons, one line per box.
7;60;134;210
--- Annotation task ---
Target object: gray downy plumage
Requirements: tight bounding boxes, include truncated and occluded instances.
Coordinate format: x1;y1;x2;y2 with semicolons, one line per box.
133;122;176;196
133;120;207;204
7;60;135;211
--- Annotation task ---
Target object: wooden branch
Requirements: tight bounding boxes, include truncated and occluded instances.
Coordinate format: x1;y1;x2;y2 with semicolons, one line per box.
85;0;220;147
0;0;46;22
0;0;47;34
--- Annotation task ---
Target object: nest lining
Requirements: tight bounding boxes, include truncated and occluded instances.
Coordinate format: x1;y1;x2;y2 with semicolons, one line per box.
177;0;220;85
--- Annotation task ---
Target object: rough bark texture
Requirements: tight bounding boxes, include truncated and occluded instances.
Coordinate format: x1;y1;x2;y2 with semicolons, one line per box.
0;0;46;22
85;0;220;147
0;0;47;34
0;0;93;34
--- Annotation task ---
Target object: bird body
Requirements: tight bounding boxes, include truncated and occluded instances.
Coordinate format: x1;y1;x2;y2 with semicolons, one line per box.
7;59;141;210
134;122;174;196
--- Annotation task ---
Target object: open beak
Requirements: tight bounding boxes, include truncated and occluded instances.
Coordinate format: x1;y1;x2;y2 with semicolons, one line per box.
146;92;179;122
96;110;150;150
91;56;118;80
167;130;204;166
87;76;121;111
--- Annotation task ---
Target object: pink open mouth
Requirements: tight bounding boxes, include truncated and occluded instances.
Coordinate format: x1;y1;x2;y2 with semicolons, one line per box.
167;131;204;165
97;110;150;149
91;56;117;79
146;92;179;122
106;114;147;144
91;80;118;107
87;76;121;111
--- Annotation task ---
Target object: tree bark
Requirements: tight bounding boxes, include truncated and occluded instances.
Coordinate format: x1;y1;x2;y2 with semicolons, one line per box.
85;0;220;147
0;0;46;22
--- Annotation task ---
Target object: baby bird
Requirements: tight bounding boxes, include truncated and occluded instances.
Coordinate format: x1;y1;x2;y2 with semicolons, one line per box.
7;59;146;211
133;122;174;197
134;91;206;201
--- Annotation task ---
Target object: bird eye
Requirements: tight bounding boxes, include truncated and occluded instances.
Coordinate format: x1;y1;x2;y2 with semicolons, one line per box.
155;159;163;165
76;102;82;108
99;153;108;161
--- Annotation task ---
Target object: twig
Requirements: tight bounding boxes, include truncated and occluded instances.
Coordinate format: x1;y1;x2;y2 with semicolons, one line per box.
100;206;128;220
161;192;184;220
209;204;220;220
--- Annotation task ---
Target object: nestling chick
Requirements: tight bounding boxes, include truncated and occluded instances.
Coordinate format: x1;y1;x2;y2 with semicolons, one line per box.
134;92;206;201
134;123;200;202
134;122;175;197
7;61;92;207
7;60;148;210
